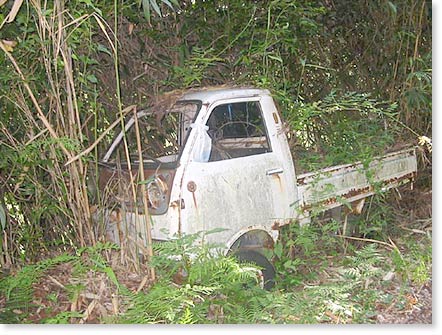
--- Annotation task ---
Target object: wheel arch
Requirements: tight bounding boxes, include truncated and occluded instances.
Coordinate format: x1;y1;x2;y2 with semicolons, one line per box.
225;226;278;255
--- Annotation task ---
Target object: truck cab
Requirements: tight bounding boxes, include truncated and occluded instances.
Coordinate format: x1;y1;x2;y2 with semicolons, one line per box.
100;88;296;253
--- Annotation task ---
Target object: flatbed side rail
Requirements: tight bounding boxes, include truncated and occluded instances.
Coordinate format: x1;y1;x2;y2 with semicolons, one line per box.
296;147;417;212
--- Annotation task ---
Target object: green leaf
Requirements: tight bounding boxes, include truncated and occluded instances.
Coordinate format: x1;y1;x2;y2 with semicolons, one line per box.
97;43;112;57
387;1;397;16
142;0;151;21
79;0;102;15
273;243;283;259
43;311;84;324
205;227;229;235
86;74;98;83
268;54;283;63
168;0;179;7
138;176;155;185
161;0;175;10
150;0;162;17
103;266;120;290
0;205;6;230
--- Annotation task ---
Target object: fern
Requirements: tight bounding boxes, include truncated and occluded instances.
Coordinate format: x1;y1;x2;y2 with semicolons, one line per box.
115;230;272;324
0;253;76;323
342;244;385;285
42;311;84;324
118;281;198;323
178;307;195;324
351;244;382;263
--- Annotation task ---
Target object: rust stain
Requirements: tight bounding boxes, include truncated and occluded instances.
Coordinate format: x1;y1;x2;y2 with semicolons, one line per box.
187;180;198;209
187;181;197;192
300;171;416;212
297;176;306;185
271;221;280;230
177;206;182;236
178;175;185;236
191;191;198;210
273;173;283;191
382;171;416;185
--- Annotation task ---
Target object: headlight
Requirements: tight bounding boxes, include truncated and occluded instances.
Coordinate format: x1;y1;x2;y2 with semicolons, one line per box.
147;176;168;213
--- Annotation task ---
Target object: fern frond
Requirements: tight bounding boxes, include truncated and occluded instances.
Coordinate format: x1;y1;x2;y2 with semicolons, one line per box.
0;253;76;323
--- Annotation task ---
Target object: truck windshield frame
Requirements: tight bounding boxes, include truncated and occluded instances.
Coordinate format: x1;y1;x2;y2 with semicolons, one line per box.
103;100;201;168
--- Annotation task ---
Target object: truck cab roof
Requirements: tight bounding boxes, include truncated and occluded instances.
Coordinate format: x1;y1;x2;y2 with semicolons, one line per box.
180;87;271;105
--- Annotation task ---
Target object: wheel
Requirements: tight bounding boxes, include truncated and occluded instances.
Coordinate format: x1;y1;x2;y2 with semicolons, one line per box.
234;249;276;290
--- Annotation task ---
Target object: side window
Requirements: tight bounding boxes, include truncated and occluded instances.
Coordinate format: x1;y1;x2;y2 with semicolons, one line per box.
206;101;271;161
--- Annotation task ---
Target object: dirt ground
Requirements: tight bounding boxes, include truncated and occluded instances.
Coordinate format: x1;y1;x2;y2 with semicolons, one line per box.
376;279;432;324
376;184;432;324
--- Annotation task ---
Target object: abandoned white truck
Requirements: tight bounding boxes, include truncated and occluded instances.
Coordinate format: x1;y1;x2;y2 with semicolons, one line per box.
98;87;417;288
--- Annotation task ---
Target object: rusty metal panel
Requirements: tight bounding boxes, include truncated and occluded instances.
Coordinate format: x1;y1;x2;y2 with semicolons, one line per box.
296;147;417;212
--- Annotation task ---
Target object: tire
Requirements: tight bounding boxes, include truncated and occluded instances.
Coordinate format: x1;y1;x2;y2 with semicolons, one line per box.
234;249;276;290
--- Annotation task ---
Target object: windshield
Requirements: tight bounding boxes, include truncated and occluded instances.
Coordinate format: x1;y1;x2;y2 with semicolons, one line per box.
105;101;200;167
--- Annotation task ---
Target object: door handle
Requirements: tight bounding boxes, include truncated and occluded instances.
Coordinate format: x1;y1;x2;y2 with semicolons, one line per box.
266;168;284;176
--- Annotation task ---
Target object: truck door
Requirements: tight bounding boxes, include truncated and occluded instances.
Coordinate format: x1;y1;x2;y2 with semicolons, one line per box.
180;97;291;245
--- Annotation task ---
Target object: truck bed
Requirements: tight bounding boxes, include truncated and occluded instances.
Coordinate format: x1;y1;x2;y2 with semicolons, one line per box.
296;147;417;212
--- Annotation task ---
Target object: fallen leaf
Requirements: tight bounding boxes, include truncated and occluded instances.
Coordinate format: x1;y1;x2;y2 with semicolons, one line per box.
382;271;395;281
128;23;134;35
1;40;18;52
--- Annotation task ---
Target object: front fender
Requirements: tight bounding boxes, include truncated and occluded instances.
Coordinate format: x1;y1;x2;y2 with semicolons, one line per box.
226;226;279;255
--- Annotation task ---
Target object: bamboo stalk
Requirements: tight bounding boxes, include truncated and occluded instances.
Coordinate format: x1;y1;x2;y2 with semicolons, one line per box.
336;235;395;250
133;110;155;280
0;40;71;158
111;0;143;270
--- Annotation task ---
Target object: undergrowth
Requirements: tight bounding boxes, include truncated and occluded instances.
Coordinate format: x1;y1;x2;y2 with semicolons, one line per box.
286;91;401;173
0;212;432;324
0;253;76;323
115;230;267;324
270;197;432;323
